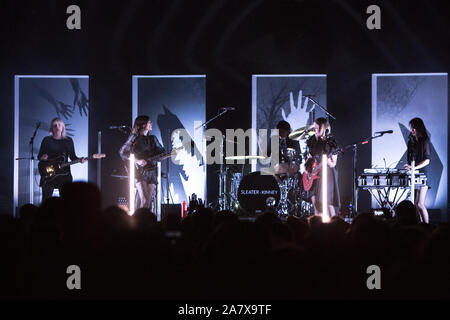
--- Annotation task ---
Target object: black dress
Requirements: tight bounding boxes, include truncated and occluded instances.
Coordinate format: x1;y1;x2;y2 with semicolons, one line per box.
38;136;79;188
407;135;431;188
120;133;166;185
306;135;340;208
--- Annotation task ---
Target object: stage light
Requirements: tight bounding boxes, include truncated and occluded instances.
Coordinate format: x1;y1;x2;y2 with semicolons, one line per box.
129;153;135;216
322;154;330;223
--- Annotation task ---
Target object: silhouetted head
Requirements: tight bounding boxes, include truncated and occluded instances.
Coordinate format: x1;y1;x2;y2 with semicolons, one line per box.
276;120;291;138
19;203;37;221
60;182;102;243
395;200;419;226
132;207;157;229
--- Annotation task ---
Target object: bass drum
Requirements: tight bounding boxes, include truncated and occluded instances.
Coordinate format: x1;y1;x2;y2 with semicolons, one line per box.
238;171;280;214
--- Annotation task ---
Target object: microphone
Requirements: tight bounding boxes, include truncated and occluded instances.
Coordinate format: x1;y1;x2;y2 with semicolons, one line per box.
109;125;128;129
220;106;235;111
304;94;316;98
375;130;393;135
36;122;41;129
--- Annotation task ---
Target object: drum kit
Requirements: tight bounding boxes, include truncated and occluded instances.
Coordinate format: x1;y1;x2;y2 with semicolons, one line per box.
218;124;316;217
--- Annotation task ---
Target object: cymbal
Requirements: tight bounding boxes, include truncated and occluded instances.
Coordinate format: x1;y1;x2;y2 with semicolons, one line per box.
225;155;267;160
289;125;315;140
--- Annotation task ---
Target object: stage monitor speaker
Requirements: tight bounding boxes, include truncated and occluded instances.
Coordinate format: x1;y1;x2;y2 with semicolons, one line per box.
161;204;182;227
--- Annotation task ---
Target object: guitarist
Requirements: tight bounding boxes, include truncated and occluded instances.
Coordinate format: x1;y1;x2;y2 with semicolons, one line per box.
119;115;165;212
38;117;87;201
305;117;340;217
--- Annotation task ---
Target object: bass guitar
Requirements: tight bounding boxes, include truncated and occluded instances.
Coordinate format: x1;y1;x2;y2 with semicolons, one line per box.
302;148;342;191
38;153;106;183
134;146;183;174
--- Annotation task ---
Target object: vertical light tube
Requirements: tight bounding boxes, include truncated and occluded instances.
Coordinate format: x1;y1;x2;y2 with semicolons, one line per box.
410;160;415;204
322;154;329;223
29;159;34;204
97;131;102;189
157;162;161;221
129;153;135;215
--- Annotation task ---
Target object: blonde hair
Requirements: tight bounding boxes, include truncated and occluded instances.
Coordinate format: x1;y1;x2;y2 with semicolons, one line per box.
49;117;67;138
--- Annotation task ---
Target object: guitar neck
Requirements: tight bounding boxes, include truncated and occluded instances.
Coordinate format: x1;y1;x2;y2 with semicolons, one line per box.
146;152;171;163
146;147;182;163
59;156;95;168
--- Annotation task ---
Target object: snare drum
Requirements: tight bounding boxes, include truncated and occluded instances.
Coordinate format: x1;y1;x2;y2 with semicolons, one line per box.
238;171;280;213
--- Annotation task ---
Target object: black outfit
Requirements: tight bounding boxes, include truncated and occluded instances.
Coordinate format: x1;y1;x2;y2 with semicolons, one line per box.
267;136;302;166
119;133;165;185
38;136;80;200
306;135;340;208
407;135;431;188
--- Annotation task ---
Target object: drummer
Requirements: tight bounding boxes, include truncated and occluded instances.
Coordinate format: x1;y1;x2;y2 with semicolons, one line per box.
267;120;302;172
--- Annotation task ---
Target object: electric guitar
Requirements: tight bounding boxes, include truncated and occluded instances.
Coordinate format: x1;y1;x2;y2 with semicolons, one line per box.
38;153;106;183
134;146;183;174
302;148;342;191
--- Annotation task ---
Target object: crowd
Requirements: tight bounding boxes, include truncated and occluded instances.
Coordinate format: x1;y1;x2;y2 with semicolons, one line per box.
1;182;449;299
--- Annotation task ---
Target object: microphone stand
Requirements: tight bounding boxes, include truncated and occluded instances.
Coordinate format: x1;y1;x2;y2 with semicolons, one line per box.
15;123;40;205
307;96;337;120
345;132;386;217
195;109;229;130
29;123;40;204
165;128;174;204
196;108;231;211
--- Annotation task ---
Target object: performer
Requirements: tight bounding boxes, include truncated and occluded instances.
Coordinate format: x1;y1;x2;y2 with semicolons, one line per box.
38;117;87;201
119;115;165;212
305;117;340;217
267;120;302;171
404;117;430;223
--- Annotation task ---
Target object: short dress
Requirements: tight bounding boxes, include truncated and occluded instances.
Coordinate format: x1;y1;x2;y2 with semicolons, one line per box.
306;135;341;208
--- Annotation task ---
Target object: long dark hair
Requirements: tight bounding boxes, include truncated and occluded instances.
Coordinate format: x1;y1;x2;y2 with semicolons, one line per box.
409;117;428;140
314;117;330;136
133;115;150;134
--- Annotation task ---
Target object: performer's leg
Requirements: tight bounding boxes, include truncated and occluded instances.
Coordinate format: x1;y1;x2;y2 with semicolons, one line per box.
140;182;152;209
148;183;156;213
135;181;145;210
415;186;429;223
135;187;141;209
311;196;321;215
42;186;54;202
328;205;336;217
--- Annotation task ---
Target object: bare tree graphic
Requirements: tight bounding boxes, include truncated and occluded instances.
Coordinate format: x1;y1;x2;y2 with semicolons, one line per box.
378;76;424;117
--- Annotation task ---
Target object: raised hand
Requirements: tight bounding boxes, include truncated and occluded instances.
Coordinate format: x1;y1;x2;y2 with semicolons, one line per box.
56;101;74;120
64;123;75;137
282;90;310;130
69;78;89;117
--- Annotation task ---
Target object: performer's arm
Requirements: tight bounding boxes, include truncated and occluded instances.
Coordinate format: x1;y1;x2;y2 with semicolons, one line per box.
119;133;137;161
405;138;430;170
327;154;337;168
68;138;87;163
38;137;48;160
153;136;166;155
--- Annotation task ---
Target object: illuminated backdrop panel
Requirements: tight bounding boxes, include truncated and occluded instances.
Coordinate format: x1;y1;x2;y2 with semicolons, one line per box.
372;73;448;216
133;75;206;204
14;76;89;213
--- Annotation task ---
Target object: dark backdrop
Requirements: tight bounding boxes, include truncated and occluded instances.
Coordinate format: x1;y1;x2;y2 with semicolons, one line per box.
0;0;448;219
